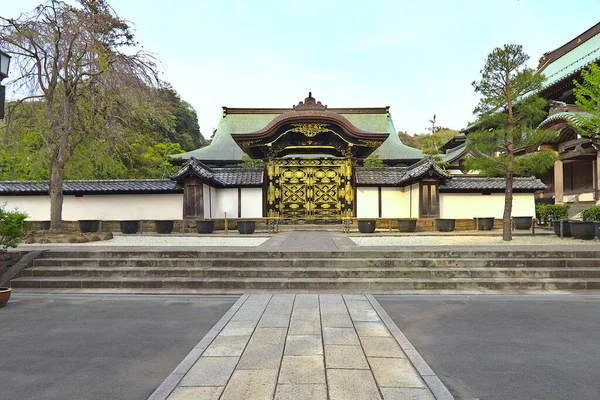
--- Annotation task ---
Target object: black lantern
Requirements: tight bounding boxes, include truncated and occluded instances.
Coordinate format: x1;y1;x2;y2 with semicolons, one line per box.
0;50;11;119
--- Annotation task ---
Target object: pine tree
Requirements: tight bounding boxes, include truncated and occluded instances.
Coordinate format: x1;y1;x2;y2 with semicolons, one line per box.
466;44;557;241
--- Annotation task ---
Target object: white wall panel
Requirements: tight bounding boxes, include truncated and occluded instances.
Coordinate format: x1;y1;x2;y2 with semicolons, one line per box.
440;193;535;219
241;188;263;218
0;194;183;220
356;187;379;218
211;188;238;218
381;187;410;218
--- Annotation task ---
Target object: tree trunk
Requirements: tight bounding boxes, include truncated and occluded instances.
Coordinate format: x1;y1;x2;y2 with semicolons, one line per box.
503;170;513;241
49;154;65;231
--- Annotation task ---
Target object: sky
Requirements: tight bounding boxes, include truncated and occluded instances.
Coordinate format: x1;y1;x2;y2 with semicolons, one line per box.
3;0;600;138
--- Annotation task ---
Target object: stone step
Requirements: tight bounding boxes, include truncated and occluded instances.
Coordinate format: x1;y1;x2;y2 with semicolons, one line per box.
33;257;600;269
10;276;600;290
38;250;600;259
21;266;600;279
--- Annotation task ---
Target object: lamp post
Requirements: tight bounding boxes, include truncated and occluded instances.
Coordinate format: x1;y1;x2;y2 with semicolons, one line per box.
0;50;11;119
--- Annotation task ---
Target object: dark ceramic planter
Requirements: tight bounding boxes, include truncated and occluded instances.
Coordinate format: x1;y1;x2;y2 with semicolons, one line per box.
120;220;140;234
513;216;533;230
40;221;51;230
196;220;215;234
0;287;11;308
397;219;417;232
595;222;600;240
79;220;100;233
357;220;377;233
435;218;455;232
474;217;495;231
570;221;596;240
553;220;573;238
237;220;256;234
155;220;174;234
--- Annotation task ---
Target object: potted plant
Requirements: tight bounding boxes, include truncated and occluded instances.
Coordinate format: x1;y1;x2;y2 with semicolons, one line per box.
79;220;100;233
435;218;455;232
542;204;571;237
196;220;215;234
357;219;377;233
574;205;600;240
474;217;495;231
119;220;140;234
397;218;417;232
0;206;28;308
237;220;256;234
155;220;174;234
513;216;533;230
553;220;573;238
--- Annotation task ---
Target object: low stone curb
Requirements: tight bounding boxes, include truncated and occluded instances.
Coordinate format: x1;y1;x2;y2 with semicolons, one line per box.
366;294;454;400
147;294;250;400
1;250;45;287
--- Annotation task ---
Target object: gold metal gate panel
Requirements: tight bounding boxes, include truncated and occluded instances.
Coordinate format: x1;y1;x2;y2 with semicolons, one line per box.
267;159;353;221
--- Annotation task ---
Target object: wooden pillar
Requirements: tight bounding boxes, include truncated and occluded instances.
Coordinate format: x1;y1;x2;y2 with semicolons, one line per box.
595;153;600;201
554;160;563;204
183;177;205;219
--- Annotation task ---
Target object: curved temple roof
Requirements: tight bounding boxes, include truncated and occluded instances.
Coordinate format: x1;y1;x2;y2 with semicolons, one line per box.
174;94;422;164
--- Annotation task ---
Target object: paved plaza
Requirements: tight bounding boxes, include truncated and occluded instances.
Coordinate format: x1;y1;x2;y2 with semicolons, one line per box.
152;294;451;400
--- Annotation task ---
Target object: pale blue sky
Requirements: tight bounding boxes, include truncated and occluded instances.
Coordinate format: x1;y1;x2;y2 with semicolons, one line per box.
3;0;600;137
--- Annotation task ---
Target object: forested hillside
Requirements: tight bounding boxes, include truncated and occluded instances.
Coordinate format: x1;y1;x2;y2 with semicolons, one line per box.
0;87;205;180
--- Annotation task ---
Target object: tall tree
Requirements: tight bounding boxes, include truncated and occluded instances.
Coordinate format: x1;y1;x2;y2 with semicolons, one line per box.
466;44;556;241
420;114;454;167
574;62;600;134
0;0;161;230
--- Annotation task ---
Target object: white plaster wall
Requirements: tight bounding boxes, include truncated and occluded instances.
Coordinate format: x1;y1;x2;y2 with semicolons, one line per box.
356;187;379;218
241;188;263;218
203;184;211;219
0;194;183;220
410;183;420;219
439;193;535;219
381;187;410;218
211;188;238;218
0;196;50;220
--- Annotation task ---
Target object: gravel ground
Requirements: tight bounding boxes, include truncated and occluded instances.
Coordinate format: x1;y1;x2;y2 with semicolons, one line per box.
351;235;600;246
19;235;269;247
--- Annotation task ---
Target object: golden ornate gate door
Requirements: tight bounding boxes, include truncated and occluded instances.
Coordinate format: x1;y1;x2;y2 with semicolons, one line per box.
266;159;353;221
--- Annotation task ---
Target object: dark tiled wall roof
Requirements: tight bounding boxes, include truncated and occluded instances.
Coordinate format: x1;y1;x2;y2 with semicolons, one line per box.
440;177;547;192
0;180;183;195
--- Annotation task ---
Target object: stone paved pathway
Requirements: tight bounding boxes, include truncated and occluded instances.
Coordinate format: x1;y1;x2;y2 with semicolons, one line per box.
151;294;451;400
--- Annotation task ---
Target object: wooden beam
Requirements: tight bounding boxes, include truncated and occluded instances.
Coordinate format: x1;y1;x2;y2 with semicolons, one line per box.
554;160;564;203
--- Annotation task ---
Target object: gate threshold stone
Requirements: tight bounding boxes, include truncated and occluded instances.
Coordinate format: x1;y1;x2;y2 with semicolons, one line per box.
149;294;453;400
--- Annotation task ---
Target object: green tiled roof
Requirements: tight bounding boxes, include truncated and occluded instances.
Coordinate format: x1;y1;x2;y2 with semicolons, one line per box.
174;111;422;163
540;32;600;89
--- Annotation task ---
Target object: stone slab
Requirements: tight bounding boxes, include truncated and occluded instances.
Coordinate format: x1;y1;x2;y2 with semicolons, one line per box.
258;313;290;328
179;357;239;386
349;308;381;322
361;337;405;358
220;369;278;400
284;335;323;356
236;328;287;370
166;386;224;400
321;313;354;328
380;387;436;400
202;335;250;357
278;356;325;384
219;321;256;336
323;327;360;345
369;357;426;388
354;321;391;337
274;384;327;400
320;303;348;315
327;369;382;400
288;318;321;335
325;345;369;369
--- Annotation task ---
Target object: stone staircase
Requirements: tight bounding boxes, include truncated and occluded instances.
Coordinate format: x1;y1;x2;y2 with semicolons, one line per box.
8;249;600;293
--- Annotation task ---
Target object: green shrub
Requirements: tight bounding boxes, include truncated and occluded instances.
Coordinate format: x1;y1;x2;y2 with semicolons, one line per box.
581;205;600;221
536;204;569;222
0;205;28;251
